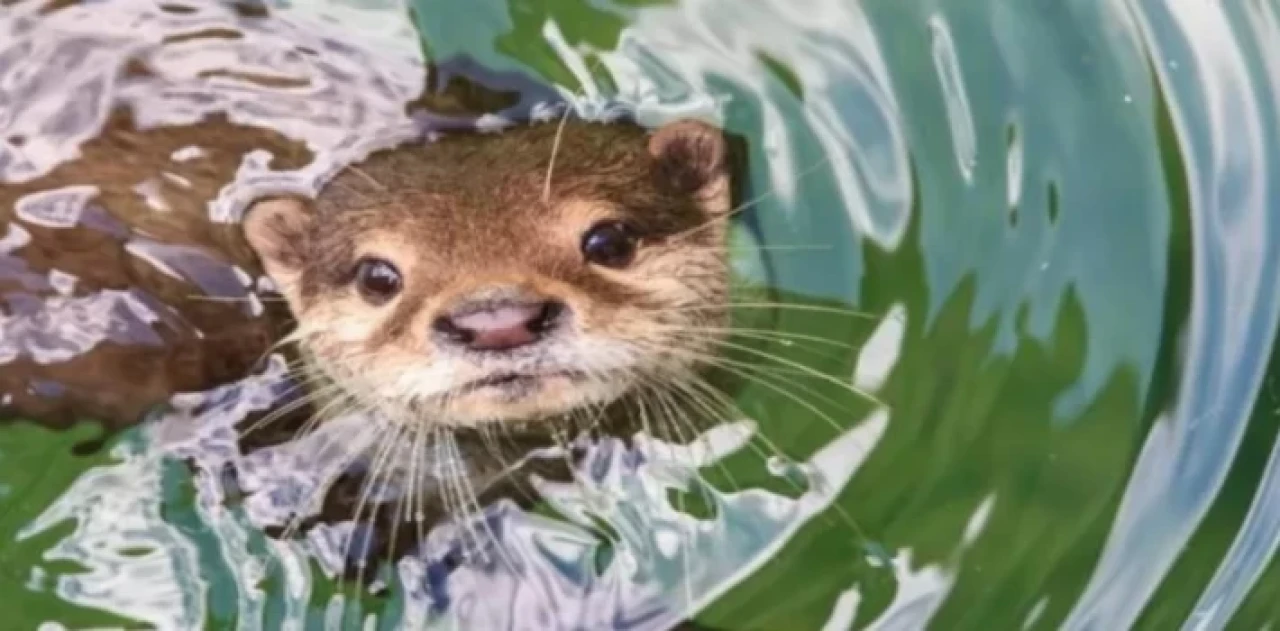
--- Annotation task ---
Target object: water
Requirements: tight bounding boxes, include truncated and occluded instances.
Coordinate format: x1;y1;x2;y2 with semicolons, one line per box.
2;0;1279;629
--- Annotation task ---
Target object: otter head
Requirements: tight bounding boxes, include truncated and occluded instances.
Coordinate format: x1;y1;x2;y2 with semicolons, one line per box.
243;118;733;429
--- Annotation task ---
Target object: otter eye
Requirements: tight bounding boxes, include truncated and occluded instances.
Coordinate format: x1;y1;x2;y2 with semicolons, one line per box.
581;221;638;269
353;257;402;304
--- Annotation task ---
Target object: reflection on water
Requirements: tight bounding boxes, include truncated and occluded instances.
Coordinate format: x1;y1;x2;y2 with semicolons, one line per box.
1064;1;1280;628
2;0;1280;629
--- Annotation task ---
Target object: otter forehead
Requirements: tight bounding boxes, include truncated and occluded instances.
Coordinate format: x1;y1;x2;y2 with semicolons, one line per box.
314;121;706;231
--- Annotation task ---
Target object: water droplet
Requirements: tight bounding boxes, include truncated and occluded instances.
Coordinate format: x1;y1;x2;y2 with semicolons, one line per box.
1123;94;1133;104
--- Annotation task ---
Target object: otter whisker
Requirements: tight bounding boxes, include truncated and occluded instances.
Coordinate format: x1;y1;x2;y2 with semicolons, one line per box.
632;340;853;439
652;324;863;352
268;366;328;391
634;336;818;380
254;399;380;588
272;415;379;585
542;102;572;203
648;378;713;470
345;164;387;192
341;417;406;593
637;336;860;416
682;374;872;542
432;428;465;544
634;382;668;464
648;301;883;320
666;154;834;244
376;419;420;587
282;389;353;444
645;373;751;506
643;368;817;512
687;243;835;253
462;423;540;508
351;426;401;591
439;430;506;569
278;320;330;347
447;433;517;570
674;388;767;496
637;381;701;611
242;332;303;379
650;330;854;378
276;397;375;542
235;379;351;440
442;433;481;554
408;424;428;559
642;372;743;495
642;365;874;544
698;335;885;407
184;293;288;304
383;423;419;579
475;424;509;475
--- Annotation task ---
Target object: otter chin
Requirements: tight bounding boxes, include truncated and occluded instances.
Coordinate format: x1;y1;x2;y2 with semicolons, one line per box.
243;117;734;430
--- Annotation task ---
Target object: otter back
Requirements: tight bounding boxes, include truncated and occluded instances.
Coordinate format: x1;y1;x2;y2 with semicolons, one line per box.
0;109;308;429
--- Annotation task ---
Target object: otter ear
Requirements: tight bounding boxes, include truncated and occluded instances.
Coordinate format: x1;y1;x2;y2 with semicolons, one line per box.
648;119;731;213
243;197;312;301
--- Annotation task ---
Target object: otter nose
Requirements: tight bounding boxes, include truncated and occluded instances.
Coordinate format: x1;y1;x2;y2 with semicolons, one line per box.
433;300;565;351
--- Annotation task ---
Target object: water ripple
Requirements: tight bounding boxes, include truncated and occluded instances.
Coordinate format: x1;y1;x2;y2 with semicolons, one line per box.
1063;0;1280;627
595;0;912;252
928;14;976;184
1182;1;1280;627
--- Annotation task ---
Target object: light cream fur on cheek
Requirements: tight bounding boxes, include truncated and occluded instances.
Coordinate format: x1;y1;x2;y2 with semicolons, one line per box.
311;301;387;345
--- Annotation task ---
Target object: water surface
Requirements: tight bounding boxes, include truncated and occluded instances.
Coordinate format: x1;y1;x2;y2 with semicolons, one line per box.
2;0;1280;629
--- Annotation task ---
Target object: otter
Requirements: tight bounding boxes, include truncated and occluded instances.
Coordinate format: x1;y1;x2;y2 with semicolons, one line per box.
0;109;310;429
2;87;740;575
3;4;751;626
234;115;740;572
242;117;733;433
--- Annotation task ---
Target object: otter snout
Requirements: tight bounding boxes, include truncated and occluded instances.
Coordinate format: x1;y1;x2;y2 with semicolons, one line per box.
432;293;568;352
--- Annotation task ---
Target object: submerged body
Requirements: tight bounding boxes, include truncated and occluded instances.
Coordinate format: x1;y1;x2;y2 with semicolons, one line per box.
0;110;307;428
0;113;735;428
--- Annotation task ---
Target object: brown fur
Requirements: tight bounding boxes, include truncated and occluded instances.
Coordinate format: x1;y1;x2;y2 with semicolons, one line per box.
0;15;554;430
1;111;733;433
2;1;742;608
244;117;733;429
245;117;737;579
0;109;307;428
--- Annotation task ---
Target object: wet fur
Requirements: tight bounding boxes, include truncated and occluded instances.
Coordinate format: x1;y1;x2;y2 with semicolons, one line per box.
1;10;742;606
0;109;305;427
2;103;739;579
229;116;743;584
247;119;733;430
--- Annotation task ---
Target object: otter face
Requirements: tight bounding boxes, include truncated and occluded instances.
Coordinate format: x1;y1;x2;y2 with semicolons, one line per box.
243;119;733;428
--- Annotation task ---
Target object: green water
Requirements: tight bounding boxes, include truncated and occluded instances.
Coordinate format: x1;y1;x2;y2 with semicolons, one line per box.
5;0;1280;628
